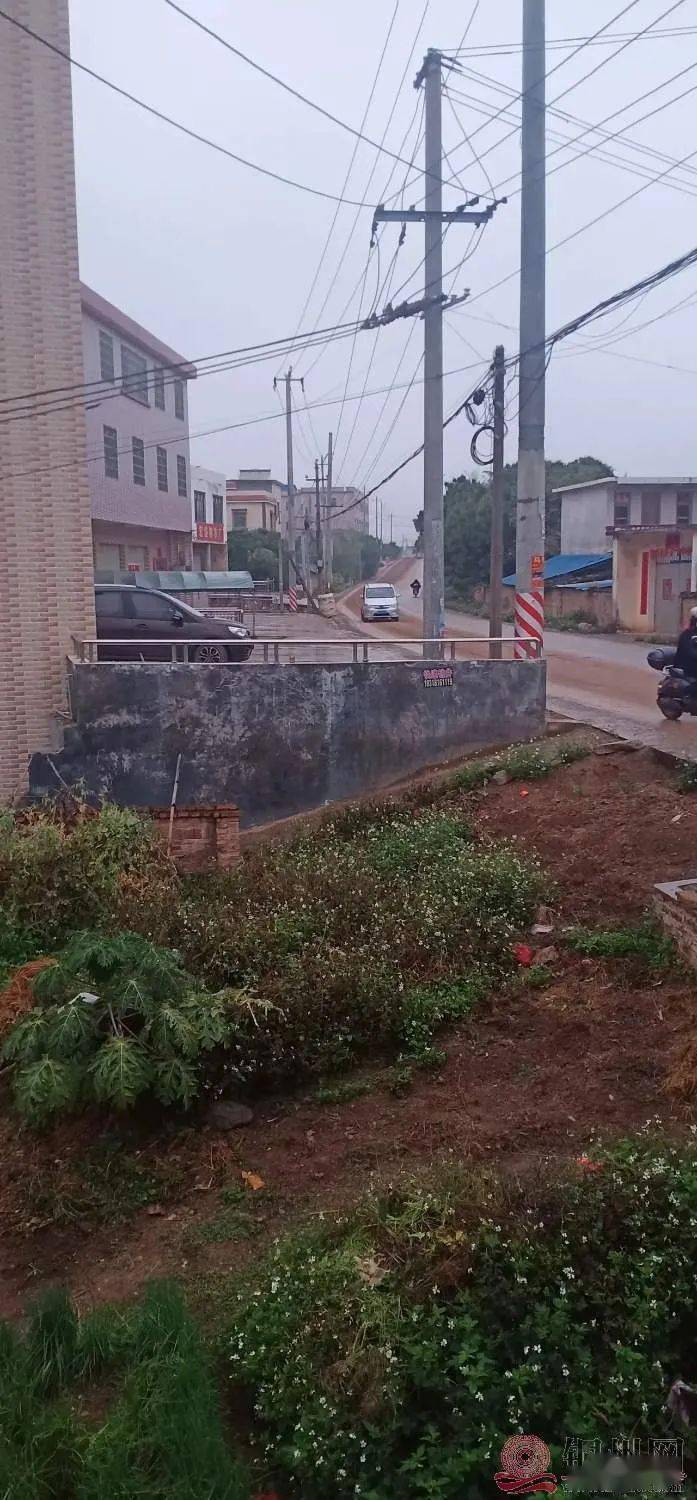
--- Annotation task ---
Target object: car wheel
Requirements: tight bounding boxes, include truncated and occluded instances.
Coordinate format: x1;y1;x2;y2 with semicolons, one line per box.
658;698;683;720
193;642;228;663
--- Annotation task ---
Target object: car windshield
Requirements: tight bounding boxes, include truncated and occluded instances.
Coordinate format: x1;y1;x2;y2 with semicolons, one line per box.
366;587;395;599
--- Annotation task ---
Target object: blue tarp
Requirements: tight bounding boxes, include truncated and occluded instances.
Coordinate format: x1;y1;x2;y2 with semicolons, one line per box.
93;570;254;592
502;552;612;587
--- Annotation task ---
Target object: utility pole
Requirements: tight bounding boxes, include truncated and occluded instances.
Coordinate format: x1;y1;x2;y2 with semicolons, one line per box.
390;513;393;545
489;345;506;661
422;48;444;654
373;53;501;658
515;0;546;661
313;459;321;578
374;495;379;540
274;368;304;584
324;431;333;593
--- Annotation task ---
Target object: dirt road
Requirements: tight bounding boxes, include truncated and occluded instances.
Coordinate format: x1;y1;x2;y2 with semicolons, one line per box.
343;557;697;758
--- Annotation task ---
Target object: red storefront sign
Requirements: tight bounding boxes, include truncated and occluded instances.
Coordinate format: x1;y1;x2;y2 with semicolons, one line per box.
195;522;225;544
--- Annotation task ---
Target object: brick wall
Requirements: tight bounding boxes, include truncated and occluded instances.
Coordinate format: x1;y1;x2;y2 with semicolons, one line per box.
655;885;697;970
148;806;240;873
0;0;95;799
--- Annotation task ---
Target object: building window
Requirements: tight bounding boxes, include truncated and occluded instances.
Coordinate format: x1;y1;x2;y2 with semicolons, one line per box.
103;425;119;479
157;446;168;492
641;491;660;526
131;436;145;486
174;379;185;420
194;490;206;523
121;344;149;405
677;490;693;526
212;494;223;525
232;509;247;530
99;330;114;383
177;454;188;497
153;367;165;410
614;493;629;527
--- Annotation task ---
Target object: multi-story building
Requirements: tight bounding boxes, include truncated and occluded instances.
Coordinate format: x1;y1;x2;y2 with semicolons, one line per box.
82;283;196;574
294;484;368;536
555;475;697;635
226;469;283;532
191;465;228;569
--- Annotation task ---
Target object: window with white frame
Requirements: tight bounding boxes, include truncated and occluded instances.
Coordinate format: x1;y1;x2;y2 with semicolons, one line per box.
177;455;188;498
121;344;149;405
103;425;119;479
194;490;206;523
157;446;168;491
99;330;115;383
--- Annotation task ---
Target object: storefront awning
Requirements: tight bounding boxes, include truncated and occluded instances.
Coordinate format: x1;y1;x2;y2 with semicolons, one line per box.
93;569;254;592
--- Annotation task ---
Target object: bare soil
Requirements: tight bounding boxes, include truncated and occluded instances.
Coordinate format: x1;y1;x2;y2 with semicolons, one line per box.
1;747;696;1320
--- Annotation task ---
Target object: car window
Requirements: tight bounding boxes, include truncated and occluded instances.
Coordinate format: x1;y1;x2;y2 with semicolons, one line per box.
131;591;176;621
95;590;127;619
365;586;395;599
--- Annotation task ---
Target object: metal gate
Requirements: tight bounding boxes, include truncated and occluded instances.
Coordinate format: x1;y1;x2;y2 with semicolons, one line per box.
654;561;690;637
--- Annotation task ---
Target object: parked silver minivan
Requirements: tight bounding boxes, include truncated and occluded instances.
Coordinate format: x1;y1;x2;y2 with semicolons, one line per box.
361;583;400;622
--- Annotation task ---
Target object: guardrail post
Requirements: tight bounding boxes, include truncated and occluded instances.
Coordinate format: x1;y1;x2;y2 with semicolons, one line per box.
263;642;269;663
352;642;358;663
449;641;455;662
362;642;368;663
274;643;280;664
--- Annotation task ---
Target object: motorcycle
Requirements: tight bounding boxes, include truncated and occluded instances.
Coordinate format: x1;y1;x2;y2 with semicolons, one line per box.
647;647;697;720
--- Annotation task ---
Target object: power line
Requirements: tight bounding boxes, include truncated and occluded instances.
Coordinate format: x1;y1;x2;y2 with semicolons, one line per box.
443;24;697;56
162;0;485;200
273;0;402;382
0;315;371;419
445;70;697;202
0;7;381;210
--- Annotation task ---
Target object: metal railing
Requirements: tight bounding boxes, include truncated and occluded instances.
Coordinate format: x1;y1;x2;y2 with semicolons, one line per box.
72;635;541;665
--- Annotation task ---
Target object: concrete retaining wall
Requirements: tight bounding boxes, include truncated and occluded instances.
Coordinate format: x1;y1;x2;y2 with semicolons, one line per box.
30;658;546;827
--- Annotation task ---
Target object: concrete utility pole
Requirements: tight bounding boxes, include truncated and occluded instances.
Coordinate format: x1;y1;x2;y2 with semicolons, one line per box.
274;368;304;581
373;53;500;658
314;459;321;566
325;431;333;592
489;345;506;661
515;0;546;660
422;48;445;653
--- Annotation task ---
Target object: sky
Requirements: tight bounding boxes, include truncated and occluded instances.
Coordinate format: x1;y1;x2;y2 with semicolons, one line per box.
68;0;697;543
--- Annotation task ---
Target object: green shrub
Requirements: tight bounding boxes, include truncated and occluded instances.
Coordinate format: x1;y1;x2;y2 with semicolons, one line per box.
0;1282;249;1498
566;920;677;971
0;803;178;950
226;1138;697;1498
2;932;242;1125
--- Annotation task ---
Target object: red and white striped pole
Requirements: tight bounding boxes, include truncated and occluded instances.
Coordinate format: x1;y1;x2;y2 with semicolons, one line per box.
514;553;544;659
288;584;298;612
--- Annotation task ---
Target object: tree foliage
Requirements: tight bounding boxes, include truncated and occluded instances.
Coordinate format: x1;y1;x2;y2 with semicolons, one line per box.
227;527;280;584
2;932;242;1126
441;455;614;599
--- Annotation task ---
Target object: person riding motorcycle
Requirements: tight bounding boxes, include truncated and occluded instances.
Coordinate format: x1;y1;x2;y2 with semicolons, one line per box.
411;578;421;598
674;607;697;677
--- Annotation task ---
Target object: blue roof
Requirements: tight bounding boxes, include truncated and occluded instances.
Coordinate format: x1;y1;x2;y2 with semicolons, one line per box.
93;569;254;591
502;552;612;586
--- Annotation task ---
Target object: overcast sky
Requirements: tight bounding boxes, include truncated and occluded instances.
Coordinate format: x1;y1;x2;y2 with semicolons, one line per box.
69;0;697;542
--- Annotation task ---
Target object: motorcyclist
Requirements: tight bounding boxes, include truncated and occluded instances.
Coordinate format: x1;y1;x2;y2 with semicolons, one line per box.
674;607;697;676
411;578;421;598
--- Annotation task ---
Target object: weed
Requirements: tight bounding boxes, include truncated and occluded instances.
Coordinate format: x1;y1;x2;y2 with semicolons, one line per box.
566;920;677;971
0;1281;249;1497
678;760;697;793
387;1063;413;1096
314;1079;372;1106
184;1205;259;1249
225;1137;697;1499
19;1142;175;1228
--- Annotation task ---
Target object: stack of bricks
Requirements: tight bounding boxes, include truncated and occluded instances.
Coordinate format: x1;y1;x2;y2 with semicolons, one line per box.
654;879;697;970
148;806;241;874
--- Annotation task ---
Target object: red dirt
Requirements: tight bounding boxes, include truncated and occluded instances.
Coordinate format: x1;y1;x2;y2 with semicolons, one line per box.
1;748;696;1319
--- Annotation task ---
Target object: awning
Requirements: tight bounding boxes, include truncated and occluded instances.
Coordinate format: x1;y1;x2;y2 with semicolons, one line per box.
93;569;254;592
502;552;612;586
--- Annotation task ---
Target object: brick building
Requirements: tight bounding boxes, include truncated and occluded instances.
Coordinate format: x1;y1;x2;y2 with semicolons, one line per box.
83;284;196;574
0;0;95;799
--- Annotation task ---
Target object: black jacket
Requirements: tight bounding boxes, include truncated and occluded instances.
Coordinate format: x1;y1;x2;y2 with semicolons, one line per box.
674;627;697;675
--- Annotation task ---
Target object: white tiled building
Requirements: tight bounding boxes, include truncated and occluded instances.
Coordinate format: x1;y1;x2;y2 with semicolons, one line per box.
191;465;228;569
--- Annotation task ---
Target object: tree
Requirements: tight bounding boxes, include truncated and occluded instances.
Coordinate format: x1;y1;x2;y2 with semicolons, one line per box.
442;455;614;600
227;528;280;586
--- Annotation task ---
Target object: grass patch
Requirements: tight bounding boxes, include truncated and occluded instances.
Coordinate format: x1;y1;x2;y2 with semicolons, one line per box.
224;1137;697;1498
184;1205;260;1250
565;920;677;972
451;739;589;795
313;1078;373;1106
0;1281;248;1498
